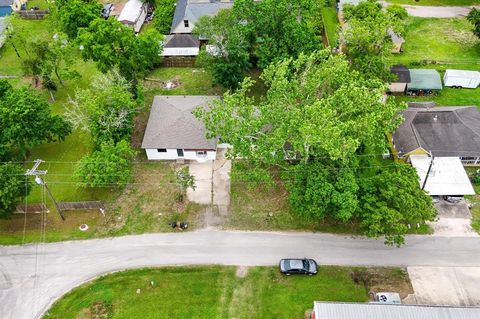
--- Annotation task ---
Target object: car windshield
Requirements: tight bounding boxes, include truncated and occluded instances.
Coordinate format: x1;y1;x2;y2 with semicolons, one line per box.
303;259;309;270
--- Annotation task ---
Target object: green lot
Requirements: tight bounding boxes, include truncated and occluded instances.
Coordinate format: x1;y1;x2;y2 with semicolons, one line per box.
321;6;340;47
392;17;480;106
43;266;412;319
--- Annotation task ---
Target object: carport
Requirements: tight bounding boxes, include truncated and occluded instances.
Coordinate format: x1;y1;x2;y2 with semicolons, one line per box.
410;156;475;196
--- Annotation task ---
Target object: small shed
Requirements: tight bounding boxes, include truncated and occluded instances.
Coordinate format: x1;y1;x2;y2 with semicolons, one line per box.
388;65;410;93
406;69;442;95
444;69;480;89
117;0;148;33
410;155;475;196
0;0;13;17
161;34;200;57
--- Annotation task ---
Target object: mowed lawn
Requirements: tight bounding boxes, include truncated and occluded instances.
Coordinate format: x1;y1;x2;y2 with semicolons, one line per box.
392;17;480;106
43;266;413;319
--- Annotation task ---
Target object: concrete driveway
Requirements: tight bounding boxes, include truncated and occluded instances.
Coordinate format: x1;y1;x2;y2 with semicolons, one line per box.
187;161;213;205
428;201;478;237
402;5;479;18
2;231;480;319
408;267;480;306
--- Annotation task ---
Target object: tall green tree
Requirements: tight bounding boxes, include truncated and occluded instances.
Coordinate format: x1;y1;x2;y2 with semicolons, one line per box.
54;0;102;39
74;140;136;187
341;0;407;80
195;51;431;245
78;19;162;85
153;0;177;34
0;82;72;160
0;163;30;218
66;71;138;147
356;163;435;246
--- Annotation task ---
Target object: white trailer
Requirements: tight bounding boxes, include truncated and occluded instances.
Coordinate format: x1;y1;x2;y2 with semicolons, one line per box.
443;69;480;89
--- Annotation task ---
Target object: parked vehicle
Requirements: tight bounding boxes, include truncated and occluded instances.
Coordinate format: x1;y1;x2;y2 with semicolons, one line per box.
279;258;317;275
443;69;480;89
431;195;441;204
443;195;463;203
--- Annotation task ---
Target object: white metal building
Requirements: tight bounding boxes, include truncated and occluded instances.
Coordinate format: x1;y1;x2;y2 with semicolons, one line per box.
410;155;475;196
311;301;480;319
444;69;480;89
117;0;148;33
141;96;219;162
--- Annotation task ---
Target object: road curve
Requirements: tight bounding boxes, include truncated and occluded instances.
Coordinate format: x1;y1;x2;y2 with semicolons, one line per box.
1;229;480;319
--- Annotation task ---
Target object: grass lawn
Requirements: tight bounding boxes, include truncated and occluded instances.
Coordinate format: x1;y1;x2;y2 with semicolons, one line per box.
43;266;412;319
387;0;479;5
391;17;480;106
321;6;340;47
465;168;480;234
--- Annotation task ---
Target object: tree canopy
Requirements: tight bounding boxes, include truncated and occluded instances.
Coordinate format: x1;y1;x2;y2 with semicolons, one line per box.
78;19;162;84
54;0;102;39
467;8;480;39
195;51;434;245
0;163;30;218
0;81;72;160
341;0;407;80
194;0;322;88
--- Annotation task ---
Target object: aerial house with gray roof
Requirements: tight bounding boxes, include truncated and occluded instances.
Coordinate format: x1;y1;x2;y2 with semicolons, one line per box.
141;96;219;162
392;106;480;165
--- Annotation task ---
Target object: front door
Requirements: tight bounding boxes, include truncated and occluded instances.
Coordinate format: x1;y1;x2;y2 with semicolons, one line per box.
177;149;184;157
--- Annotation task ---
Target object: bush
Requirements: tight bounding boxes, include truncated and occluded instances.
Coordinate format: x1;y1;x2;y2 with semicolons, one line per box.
153;0;176;34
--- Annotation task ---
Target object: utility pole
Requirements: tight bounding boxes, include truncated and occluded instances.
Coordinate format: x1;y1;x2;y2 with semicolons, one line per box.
421;153;434;191
26;159;65;221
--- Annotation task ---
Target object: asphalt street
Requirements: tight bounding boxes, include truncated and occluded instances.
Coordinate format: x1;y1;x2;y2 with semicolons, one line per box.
2;230;480;318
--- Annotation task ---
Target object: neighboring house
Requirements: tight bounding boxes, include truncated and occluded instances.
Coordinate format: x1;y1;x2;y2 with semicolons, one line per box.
406;69;443;95
388;65;410;93
0;17;7;48
392;106;480;165
117;0;148;33
141;95;219;162
170;0;233;34
0;0;13;17
161;34;200;57
310;301;480;319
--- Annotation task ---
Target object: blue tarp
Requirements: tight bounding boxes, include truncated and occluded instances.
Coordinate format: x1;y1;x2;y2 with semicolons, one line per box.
0;6;12;17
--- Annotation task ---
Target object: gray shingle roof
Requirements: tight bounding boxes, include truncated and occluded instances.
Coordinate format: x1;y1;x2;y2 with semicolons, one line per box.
171;0;233;33
164;34;200;48
407;69;443;91
314;302;480;319
390;65;410;83
393;106;480;157
141;96;219;150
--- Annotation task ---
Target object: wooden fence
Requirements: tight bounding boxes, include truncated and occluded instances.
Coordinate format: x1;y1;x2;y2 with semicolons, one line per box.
162;57;196;67
18;10;49;20
57;201;105;211
15;203;49;214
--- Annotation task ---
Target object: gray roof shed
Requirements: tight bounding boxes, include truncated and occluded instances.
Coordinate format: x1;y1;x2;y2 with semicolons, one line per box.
392;106;480;157
141;95;219;150
313;302;480;319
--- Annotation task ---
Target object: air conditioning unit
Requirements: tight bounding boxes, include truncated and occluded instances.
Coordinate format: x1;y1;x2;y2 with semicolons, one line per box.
374;292;401;304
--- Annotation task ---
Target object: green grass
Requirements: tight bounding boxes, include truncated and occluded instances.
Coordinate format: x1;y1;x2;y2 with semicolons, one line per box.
392;17;480;70
43;266;412;319
387;0;479;5
465;168;480;234
391;17;480;107
321;6;340;47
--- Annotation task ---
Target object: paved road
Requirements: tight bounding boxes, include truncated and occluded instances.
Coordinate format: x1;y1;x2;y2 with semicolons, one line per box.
403;5;479;18
2;230;480;319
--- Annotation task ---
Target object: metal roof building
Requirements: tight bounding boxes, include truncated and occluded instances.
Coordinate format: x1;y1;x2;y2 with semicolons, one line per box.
312;302;480;319
407;69;443;92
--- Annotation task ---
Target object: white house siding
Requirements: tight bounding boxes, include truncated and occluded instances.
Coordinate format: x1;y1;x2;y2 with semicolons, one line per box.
161;47;199;56
171;22;194;34
145;148;216;161
134;6;147;33
389;82;407;93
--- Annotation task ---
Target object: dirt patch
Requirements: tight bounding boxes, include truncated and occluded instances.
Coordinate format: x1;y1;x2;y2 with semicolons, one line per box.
350;267;414;300
76;301;113;319
235;266;249;278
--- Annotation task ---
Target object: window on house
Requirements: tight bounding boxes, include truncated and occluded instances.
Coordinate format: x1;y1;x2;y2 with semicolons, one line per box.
184;20;189;28
157;149;167;153
196;151;207;157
